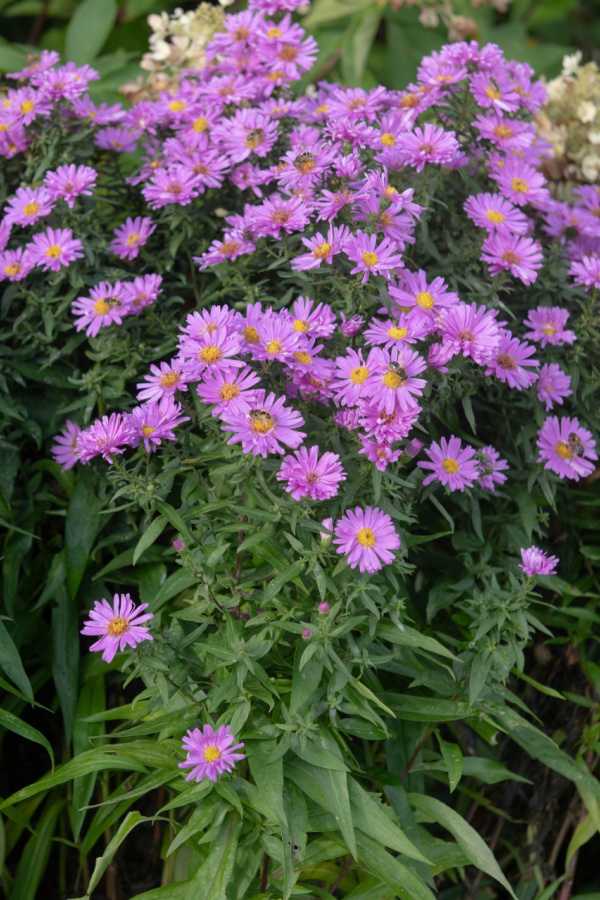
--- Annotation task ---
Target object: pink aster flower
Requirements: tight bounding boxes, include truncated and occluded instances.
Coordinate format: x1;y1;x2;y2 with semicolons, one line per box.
464;193;529;235
365;313;430;348
363;346;427;414
137;360;189;402
536;416;597;481
480;233;543;285
4;186;54;227
0;247;33;282
27;227;85;272
523;307;576;348
472;113;534;150
179;328;244;380
441;302;500;365
332;348;382;407
220;390;306;458
287;296;336;339
94;127;138;154
251;194;311;238
291;225;349;270
470;71;520;113
536;363;572;411
569;255;600;291
519;546;559;578
359;401;420;443
51;420;82;471
255;314;307;363
179;305;236;342
491;158;549;208
395;123;460;172
179;724;245;783
485;330;539;390
333;506;400;573
475;445;508;490
142;165;199;209
418;436;479;491
345;231;404;284
196;365;260;416
358;437;401;472
71;281;127;337
81;594;153;663
390;269;459;317
122;274;163;314
78;413;131;463
333;408;361;431
44;165;97;208
276;446;346;500
125;396;189;453
340;313;364;336
109;216;156;260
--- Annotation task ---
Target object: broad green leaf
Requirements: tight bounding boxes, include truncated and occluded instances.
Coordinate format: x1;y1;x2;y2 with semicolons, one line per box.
0;619;33;702
183;812;242;900
355;831;435;900
408;794;516;898
64;0;118;65
511;669;565;700
167;803;218;857
133;516;167;565
65;474;105;598
290;641;322;714
436;735;463;793
72;674;106;840
315;768;357;858
155;500;197;547
88;811;147;894
348;778;430;863
10;798;64;900
247;740;286;828
383;694;473;722
0;708;53;769
461;757;532;785
565;814;597;871
376;623;456;660
52;586;79;742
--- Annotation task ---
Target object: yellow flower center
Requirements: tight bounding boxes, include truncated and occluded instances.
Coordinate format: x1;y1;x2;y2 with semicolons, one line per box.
5;263;21;276
267;70;284;82
385;186;398;196
293;319;310;332
294;351;312;364
142;424;155;437
271;210;291;224
379;212;393;227
316;104;329;114
511;177;528;193
268;27;282;38
193;116;209;132
204;745;221;762
265;339;283;354
350;366;369;384
94;300;110;315
45;245;62;258
107;616;129;636
555;441;573;459
126;232;142;247
493;125;513;139
23;201;40;217
250;414;274;434
486;209;506;224
200;346;222;364
357;527;376;547
219;383;240;400
20;100;35;114
416;291;434;309
296;159;316;174
485;86;501;100
220;240;241;256
388;326;408;339
312;242;332;259
541;323;556;336
442;459;459;474
168;100;186;112
383;370;404;389
160;371;180;388
381;132;396;146
243;325;260;344
361;251;378;267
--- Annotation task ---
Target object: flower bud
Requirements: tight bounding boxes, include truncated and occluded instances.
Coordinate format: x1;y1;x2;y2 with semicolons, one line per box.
404;438;424;458
318;601;330;614
340;313;364;336
320;517;333;546
172;539;185;551
302;628;312;640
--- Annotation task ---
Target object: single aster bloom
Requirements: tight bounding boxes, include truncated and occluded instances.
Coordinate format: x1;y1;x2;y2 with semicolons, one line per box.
475;445;508;490
536;415;597;481
536;363;572;411
472;113;534;150
464;193;529;234
344;231;404;283
365;312;430;348
470;71;520;114
254;314;307;363
333;506;400;573
291;225;349;271
276;445;346;500
142;165;199;209
389;269;459;316
179;328;244;380
27;227;85;273
418;435;479;491
523;306;576;348
250;194;311;238
179;724;245;783
44;164;97;208
491;158;549;208
137;360;189;402
287;296;337;339
485;330;539;390
359;401;420;443
81;594;153;663
340;313;364;336
94;126;138;154
0;247;33;282
78;413;132;463
51;420;82;472
109;216;156;260
180;305;236;342
569;256;600;291
480;233;543;286
220;390;306;458
363;346;427;414
71;281;127;337
358;437;401;472
332;348;382;408
519;546;559;578
441;302;500;365
4;185;54;227
125;396;189;453
395;123;460;172
122;274;163;314
196;365;260;416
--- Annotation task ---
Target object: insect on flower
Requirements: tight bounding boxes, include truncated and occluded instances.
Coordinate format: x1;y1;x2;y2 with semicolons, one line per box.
567;432;585;458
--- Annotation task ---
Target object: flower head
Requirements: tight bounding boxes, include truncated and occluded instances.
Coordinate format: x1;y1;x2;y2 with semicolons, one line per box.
475;446;508;490
344;231;404;283
418;436;479;491
109;216;156;260
277;446;346;500
519;546;559;577
523;307;576;348
333;506;400;573
220;390;306;457
536;363;572;411
179;724;245;783
480;233;543;285
485;330;539;389
536;416;597;481
78;413;131;463
27;227;84;272
51;420;82;471
125;396;189;453
44;164;97;208
4;186;54;227
81;594;153;663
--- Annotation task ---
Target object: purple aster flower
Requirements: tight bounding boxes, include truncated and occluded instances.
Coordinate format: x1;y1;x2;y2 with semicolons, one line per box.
491;158;549;208
276;446;346;500
332;348;382;407
395;123;460;171
71;281;127;337
0;87;52;127
251;194;311;238
213;108;279;163
441;302;500;365
81;594;153;664
523;307;576;348
142;166;199;209
333;408;361;431
27;227;85;273
480;233;543;285
179;724;245;783
358;437;402;471
404;438;424;458
519;546;559;578
536;363;572;411
485;330;540;390
470;71;520;113
179;329;244;380
464;193;529;234
418;436;479;491
94;127;138;154
333;506;400;573
475;445;508;490
287;296;336;339
137;360;189;402
390;269;459;317
109;216;156;261
569;256;600;291
345;231;404;284
365;313;430;349
254;314;307;363
180;306;236;342
125;396;189;453
363;346;427;414
4;186;54;227
291;225;350;270
340;313;364;337
0;247;33;282
78;413;131;463
220;390;306;458
44;165;97;208
196;366;260;416
472;113;534;150
359;401;420;443
536;416;597;481
122;274;163;314
51;420;82;472
6;49;60;80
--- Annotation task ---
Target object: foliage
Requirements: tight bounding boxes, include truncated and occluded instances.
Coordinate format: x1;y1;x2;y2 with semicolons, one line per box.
2;4;600;900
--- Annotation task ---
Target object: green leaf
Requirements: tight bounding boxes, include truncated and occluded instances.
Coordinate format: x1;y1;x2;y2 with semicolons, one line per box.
87;811;147;894
0;619;33;702
348;778;430;863
355;831;435;900
376;622;456;660
52;586;79;743
461;757;532;785
315;768;357;858
133;516;167;565
0;708;53;769
290;640;322;714
436;735;463;793
383;693;473;722
72;674;106;840
64;0;118;65
183;812;242;900
65;475;105;598
248;740;287;827
10;798;64;900
565;814;597;871
408;794;516;898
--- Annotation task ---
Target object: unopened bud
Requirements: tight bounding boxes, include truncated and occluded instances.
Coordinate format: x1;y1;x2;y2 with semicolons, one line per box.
172;539;185;551
404;439;424;458
318;601;330;614
320;517;333;546
302;628;312;640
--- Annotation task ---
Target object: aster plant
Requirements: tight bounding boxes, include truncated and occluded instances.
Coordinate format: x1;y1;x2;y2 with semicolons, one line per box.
2;2;600;898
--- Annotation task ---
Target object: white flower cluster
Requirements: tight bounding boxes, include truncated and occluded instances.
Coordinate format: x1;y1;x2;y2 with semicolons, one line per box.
141;3;225;74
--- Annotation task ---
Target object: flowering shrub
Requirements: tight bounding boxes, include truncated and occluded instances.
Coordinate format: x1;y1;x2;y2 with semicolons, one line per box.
2;1;600;896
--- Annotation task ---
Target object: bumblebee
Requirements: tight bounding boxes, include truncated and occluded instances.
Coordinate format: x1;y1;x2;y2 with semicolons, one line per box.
105;297;122;309
567;432;585;458
245;128;264;146
389;361;408;381
293;151;315;170
249;408;273;427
